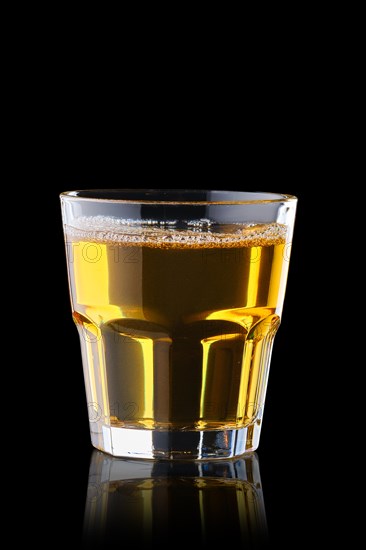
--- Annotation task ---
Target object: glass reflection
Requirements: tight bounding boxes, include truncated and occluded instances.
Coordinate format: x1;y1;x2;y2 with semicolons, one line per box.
84;451;268;546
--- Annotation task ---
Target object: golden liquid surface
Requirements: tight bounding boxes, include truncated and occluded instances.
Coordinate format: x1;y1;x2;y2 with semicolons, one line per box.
66;219;288;431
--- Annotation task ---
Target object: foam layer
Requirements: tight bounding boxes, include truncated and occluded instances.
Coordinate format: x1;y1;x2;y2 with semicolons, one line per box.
65;216;287;248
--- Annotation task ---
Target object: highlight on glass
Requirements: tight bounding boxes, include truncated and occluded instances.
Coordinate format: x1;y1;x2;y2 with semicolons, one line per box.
60;190;297;459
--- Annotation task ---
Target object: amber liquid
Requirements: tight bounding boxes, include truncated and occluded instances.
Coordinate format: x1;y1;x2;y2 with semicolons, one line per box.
66;220;288;431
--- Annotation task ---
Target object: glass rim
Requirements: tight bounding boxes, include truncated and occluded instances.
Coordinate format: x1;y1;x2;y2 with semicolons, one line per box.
60;189;297;206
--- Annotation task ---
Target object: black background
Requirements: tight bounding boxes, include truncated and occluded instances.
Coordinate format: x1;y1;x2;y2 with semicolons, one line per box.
34;182;324;546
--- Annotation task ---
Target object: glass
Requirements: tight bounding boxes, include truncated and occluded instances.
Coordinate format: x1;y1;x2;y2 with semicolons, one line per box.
84;450;268;545
60;189;297;459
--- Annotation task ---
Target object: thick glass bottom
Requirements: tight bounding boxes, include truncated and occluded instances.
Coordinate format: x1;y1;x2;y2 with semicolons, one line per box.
90;422;262;460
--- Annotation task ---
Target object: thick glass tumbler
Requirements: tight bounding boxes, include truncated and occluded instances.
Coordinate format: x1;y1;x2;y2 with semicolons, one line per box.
61;190;297;459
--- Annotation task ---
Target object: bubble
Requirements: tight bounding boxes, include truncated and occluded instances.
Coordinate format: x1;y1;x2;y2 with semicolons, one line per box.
65;216;288;249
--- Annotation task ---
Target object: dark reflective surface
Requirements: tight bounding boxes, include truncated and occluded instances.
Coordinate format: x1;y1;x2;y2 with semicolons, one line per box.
83;451;268;546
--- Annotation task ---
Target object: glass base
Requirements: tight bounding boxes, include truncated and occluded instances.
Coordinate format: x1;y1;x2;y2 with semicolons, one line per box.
90;423;262;460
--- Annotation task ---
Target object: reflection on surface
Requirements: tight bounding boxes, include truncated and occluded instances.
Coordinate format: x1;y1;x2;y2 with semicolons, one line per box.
84;451;268;546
